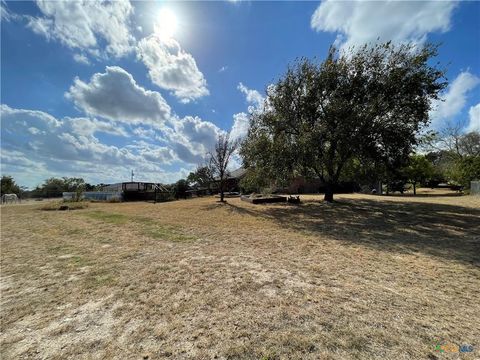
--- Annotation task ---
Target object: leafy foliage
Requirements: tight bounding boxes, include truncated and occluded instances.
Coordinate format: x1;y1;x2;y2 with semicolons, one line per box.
239;167;271;194
173;179;189;199
1;175;21;196
402;155;435;194
425;129;480;188
187;165;214;189
31;177;86;198
450;156;480;188
241;42;446;201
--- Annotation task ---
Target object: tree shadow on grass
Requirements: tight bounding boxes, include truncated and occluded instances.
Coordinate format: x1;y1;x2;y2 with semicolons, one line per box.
382;193;463;198
223;198;480;266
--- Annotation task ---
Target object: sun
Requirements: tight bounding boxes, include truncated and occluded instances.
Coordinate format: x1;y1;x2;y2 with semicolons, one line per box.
155;8;178;39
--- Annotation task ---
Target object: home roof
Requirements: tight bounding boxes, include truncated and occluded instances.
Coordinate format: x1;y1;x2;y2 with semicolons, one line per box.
229;167;247;179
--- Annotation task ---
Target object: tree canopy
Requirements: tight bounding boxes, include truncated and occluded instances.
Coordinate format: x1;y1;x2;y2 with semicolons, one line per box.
403;155;435;195
241;42;447;201
1;175;21;196
187;165;214;189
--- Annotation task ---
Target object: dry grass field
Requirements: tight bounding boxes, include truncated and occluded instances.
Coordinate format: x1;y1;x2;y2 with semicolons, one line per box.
1;190;479;359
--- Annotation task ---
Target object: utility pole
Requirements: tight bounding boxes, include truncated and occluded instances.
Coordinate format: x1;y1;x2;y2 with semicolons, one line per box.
131;170;134;182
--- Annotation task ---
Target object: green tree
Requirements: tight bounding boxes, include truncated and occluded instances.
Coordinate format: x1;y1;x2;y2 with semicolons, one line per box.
0;175;21;196
35;177;86;198
187;165;214;189
173;179;189;199
425;128;480;188
403;155;435;195
451;156;480;188
239;167;270;193
241;43;446;201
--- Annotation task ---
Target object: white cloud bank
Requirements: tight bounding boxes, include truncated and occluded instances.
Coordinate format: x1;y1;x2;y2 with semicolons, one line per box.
311;0;457;49
65;66;220;163
429;71;480;130
27;0;135;58
66;66;171;127
467;104;480;133
136;36;209;103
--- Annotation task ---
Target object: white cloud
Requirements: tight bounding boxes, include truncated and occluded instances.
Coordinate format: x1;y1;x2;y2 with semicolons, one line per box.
132;127;156;139
219;66;228;73
136;35;209;103
430;71;480;129
73;53;90;65
70;117;129;137
26;0;134;59
230;112;250;141
311;0;457;50
467;104;480;133
66;66;172;127
65;66;221;164
1;104;134;165
165;115;223;163
237;82;264;109
230;83;265;141
0;0;18;22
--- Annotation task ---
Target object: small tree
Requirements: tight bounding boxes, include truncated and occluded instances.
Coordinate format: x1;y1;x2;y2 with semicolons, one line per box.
209;133;239;202
425;128;480;188
187;165;214;190
173;179;189;199
0;175;21;196
403;155;435;195
450;156;480;188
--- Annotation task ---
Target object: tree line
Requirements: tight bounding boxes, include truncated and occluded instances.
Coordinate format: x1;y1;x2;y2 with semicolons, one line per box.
0;176;98;199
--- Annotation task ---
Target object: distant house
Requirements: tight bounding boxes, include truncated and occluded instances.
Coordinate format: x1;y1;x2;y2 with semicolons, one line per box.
185;187;210;197
284;177;358;194
212;167;247;193
100;182;169;201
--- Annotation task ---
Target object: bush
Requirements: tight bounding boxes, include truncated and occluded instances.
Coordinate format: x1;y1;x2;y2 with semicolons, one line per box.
40;200;89;211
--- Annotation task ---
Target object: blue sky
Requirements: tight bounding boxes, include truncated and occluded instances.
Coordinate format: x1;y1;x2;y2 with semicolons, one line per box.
1;0;479;188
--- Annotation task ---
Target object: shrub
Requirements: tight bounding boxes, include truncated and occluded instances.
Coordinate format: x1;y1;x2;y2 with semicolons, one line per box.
40;200;89;211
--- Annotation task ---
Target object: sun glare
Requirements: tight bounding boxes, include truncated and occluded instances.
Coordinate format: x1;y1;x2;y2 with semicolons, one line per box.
155;8;178;39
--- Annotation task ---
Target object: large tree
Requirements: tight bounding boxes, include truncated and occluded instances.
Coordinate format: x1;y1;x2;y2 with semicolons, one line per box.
241;43;447;201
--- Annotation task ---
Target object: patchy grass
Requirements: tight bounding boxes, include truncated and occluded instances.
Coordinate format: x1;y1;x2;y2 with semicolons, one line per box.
82;210;128;224
142;225;195;242
1;189;479;359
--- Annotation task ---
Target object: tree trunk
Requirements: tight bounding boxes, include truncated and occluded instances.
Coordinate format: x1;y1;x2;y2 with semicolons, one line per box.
220;179;225;202
324;183;334;202
413;182;416;195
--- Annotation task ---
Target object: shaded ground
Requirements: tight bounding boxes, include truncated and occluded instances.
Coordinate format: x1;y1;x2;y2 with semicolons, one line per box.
1;190;479;359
